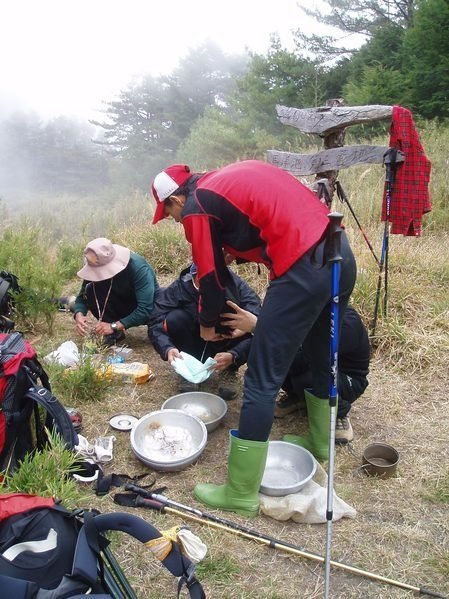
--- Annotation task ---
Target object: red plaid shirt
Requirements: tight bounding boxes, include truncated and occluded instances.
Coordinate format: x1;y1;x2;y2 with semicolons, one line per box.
382;106;432;236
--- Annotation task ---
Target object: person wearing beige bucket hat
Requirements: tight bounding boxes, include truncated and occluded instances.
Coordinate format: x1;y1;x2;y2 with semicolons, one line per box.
72;238;159;346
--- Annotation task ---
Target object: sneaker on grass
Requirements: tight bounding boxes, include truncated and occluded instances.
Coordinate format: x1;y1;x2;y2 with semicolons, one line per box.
274;391;301;418
335;415;354;444
217;369;239;401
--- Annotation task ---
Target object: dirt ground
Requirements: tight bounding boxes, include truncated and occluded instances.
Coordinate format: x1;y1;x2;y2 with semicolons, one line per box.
49;313;449;599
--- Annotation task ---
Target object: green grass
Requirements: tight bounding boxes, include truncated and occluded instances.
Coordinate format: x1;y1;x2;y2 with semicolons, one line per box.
424;474;449;504
0;221;76;333
0;428;85;508
195;551;242;583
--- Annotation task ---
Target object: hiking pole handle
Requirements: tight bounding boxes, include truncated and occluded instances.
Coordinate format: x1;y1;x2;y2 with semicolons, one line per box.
327;212;344;264
135;496;165;511
125;483;155;498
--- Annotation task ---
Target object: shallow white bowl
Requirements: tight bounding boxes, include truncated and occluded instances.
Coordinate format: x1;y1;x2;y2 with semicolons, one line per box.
260;441;317;496
162;391;227;432
130;409;207;472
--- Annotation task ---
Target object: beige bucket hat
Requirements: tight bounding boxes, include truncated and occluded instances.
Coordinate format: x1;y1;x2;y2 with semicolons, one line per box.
77;238;131;282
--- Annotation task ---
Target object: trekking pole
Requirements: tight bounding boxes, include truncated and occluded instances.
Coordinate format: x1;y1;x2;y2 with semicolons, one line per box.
324;212;344;599
372;148;398;336
335;181;379;265
123;489;447;598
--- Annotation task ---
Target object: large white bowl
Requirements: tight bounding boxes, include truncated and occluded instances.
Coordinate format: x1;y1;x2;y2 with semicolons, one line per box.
260;441;317;496
130;409;207;472
161;392;227;432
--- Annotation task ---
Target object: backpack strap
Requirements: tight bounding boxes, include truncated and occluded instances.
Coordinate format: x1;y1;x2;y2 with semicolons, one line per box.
70;512;205;599
24;386;78;449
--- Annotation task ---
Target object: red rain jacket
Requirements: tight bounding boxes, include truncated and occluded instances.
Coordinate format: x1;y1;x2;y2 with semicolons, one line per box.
181;160;329;327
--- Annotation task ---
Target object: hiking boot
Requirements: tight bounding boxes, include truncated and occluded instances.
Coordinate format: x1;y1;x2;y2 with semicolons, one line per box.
102;330;126;347
274;392;300;418
178;381;197;394
335;415;354;444
218;370;239;401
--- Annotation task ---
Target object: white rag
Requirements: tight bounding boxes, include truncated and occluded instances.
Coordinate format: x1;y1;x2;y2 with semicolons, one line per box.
75;434;116;463
172;352;217;384
259;462;357;524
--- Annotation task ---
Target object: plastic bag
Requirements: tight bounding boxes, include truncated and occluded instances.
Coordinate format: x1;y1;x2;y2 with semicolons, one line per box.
171;352;217;384
44;340;80;367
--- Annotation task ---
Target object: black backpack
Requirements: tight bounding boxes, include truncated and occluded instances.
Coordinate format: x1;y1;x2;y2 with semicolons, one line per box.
0;493;205;598
0;271;21;333
0;332;78;474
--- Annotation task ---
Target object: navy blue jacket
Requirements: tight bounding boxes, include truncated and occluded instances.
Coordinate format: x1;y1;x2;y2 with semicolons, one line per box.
148;268;261;364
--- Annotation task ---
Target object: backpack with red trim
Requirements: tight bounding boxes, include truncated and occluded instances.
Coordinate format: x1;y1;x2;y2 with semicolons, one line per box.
0;331;78;474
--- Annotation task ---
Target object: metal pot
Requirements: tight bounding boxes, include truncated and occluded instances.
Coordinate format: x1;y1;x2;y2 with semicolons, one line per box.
260;441;317;496
161;391;227;432
130;409;207;472
362;442;399;478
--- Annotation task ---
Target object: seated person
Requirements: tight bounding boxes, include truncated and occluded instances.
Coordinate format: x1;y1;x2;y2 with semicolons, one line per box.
148;263;261;399
72;238;158;346
220;303;370;443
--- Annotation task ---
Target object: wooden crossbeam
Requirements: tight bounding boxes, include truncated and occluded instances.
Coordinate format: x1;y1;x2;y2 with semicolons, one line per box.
276;104;393;137
267;146;405;176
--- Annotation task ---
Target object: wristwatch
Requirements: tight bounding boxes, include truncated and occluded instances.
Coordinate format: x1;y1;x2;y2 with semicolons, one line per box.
111;322;118;331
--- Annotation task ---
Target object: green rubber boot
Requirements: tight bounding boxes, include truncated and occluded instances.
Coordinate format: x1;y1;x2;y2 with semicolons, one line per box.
194;430;268;518
283;390;330;461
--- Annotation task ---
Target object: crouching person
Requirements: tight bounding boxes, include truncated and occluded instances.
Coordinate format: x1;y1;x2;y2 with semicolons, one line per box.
73;238;158;346
148;263;261;400
225;303;371;443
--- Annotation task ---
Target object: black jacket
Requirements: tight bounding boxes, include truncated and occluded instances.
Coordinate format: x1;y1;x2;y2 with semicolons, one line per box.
148;268;261;364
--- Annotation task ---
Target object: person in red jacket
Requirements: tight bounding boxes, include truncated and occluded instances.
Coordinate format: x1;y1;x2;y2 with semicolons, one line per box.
151;160;357;518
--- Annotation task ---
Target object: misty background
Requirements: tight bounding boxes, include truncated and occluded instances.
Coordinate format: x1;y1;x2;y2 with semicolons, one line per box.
1;0;447;241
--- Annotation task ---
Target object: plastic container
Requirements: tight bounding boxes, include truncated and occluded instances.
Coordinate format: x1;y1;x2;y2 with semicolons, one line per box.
107;355;125;364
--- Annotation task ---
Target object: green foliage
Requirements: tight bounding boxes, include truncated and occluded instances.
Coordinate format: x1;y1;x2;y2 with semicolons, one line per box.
167;42;248;137
0;428;84;508
299;0;417;38
426;552;449;577
233;37;325;136
91;43;248;190
55;238;86;280
0;222;69;332
176;106;284;168
340;23;410;106
46;342;115;404
116;219;190;275
2;1;449;201
344;63;410;106
402;0;449;118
